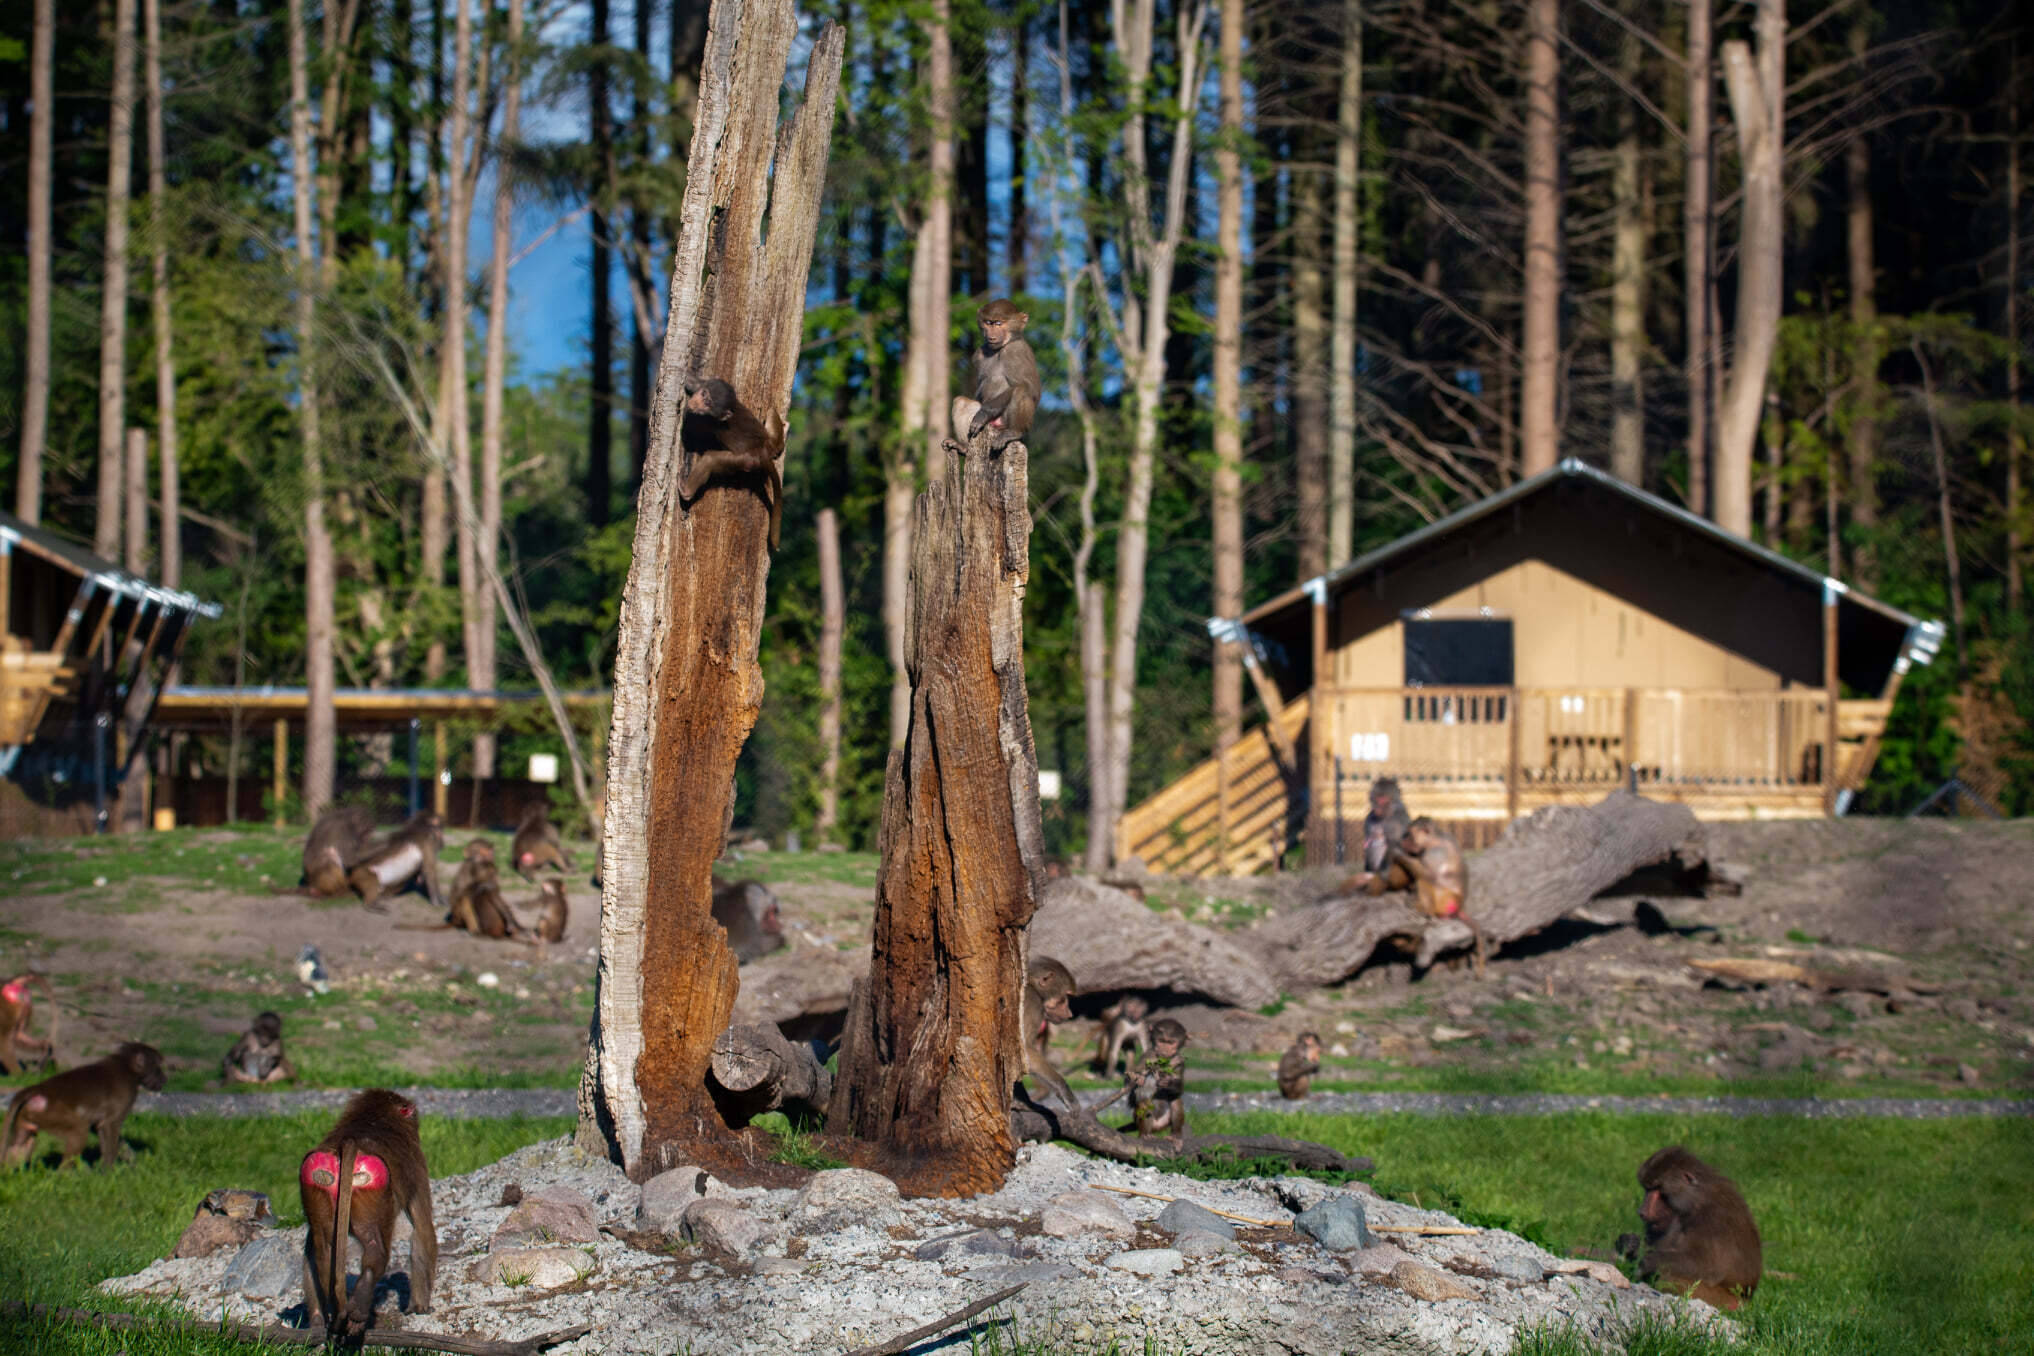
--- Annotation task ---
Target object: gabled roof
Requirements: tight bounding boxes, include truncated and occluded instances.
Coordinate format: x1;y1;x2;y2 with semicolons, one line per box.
0;512;221;618
1234;459;1942;691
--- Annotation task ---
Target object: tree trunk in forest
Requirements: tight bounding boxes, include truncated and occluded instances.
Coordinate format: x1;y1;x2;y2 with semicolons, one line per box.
923;5;954;483
1007;13;1029;292
815;507;844;844
1292;152;1328;582
1089;0;1209;870
477;0;524;781
124;428;146;577
98;0;138;561
587;0;614;529
1328;0;1361;568
421;0;449;683
1844;21;1878;587
289;0;336;820
17;0;54;523
576;5;841;1182
118;427;149;833
1210;0;1245;867
629;0;654;490
1520;0;1560;476
1249;790;1709;987
1609;27;1644;487
145;0;178;590
829;422;1048;1198
1914;345;1965;674
1685;0;1712;517
2003;40;2023;617
1714;1;1784;541
443;0;481;713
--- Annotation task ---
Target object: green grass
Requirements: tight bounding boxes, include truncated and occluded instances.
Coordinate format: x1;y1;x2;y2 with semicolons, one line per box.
2;1109;2026;1354
0;1112;572;1355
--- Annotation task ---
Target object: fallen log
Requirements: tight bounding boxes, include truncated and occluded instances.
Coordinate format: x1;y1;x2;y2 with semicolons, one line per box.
1247;789;1708;987
1687;958;1942;995
728;944;866;1029
709;1021;832;1122
1010;1099;1371;1176
1031;876;1281;1009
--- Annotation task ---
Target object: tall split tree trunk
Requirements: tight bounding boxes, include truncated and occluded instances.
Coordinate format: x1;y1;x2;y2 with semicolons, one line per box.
17;0;54;523
829;388;1047;1199
1713;0;1784;540
815;507;843;844
477;0;525;780
97;0;138;561
145;0;178;591
2003;38;2023;617
1210;0;1245;869
1519;0;1561;476
1843;19;1878;587
420;0;450;684
577;4;841;1182
1685;0;1712;515
1609;25;1645;486
1293;150;1328;582
1328;0;1361;567
289;0;336;820
587;0;614;529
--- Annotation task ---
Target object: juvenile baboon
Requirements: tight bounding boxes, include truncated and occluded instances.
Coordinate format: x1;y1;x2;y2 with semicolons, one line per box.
532;880;568;944
678;376;784;550
1090;995;1150;1076
948;298;1039;453
1619;1146;1762;1311
299;1088;437;1341
221;1011;296;1085
1277;1031;1323;1100
1394;817;1486;977
1020;957;1080;1112
509;805;571;881
1;1042;166;1169
710;877;786;963
1129;1018;1189;1139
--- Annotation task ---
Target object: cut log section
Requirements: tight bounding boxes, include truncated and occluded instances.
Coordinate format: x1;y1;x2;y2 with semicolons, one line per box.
1248;790;1709;988
709;1022;832;1122
1030;876;1281;1009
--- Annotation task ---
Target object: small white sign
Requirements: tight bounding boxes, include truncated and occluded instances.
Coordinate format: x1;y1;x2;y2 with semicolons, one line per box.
1038;769;1063;801
528;753;560;784
1349;733;1391;762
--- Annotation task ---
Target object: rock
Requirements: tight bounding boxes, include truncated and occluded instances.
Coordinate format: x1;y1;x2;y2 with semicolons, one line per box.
1544;1258;1630;1289
792;1168;902;1232
1344;1243;1415;1274
1390;1259;1479;1302
1489;1252;1544;1281
354;1015;378;1031
1106;1248;1183;1276
1804;1006;1835;1031
172;1213;261;1260
1175;1229;1237;1257
221;1232;305;1299
1945;998;1982;1024
1040;1190;1135;1241
637;1165;730;1234
1837;992;1880;1020
972;1261;1081;1286
1155;1198;1235;1241
1958;1063;1981;1085
491;1188;599;1250
1294;1194;1374;1251
679;1199;763;1256
468;1246;595;1289
1274;1265;1347;1287
751;1257;811;1275
915;1229;1024;1262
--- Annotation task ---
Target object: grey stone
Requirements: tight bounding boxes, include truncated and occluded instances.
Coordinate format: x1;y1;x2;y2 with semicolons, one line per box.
1945;998;1982;1024
1155;1198;1235;1240
1294;1194;1374;1251
1105;1248;1183;1276
1175;1229;1237;1257
971;1261;1080;1286
637;1165;729;1234
915;1229;1023;1262
1391;1259;1478;1302
1039;1190;1134;1240
1344;1243;1415;1275
1958;1063;1981;1085
221;1231;304;1299
792;1168;902;1232
751;1257;811;1275
1489;1252;1545;1281
467;1246;596;1289
492;1188;599;1249
1274;1265;1347;1287
680;1199;763;1256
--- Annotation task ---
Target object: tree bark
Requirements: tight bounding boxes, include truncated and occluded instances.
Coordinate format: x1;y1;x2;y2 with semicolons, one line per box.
2002;36;2022;617
629;0;654;490
1684;0;1712;516
577;4;841;1182
1328;0;1362;567
1211;0;1245;867
815;507;844;844
125;428;147;577
145;0;177;589
443;0;481;711
829;421;1047;1198
1247;790;1708;987
98;0;138;561
119;426;150;832
1714;1;1785;540
710;1022;831;1121
477;0;525;782
1007;13;1029;292
1292;150;1328;582
1520;0;1561;476
17;0;54;523
1609;25;1644;486
289;0;336;820
1843;18;1877;588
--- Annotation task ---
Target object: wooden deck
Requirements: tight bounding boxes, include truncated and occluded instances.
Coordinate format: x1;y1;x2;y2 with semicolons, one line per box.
1117;686;1897;877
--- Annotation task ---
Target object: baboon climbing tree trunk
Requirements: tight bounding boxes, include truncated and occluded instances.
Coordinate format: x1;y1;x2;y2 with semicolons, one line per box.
829;425;1049;1198
577;0;842;1183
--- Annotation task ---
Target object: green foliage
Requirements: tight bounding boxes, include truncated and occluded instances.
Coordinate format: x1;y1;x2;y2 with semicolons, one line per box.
749;1111;846;1170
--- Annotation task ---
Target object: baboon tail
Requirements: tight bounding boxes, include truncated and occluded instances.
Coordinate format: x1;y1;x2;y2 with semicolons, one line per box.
331;1142;359;1330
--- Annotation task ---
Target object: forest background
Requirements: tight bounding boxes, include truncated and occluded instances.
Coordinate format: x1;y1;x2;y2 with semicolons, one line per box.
0;0;2029;862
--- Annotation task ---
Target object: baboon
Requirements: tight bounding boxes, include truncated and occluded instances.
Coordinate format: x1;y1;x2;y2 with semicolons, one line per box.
1;1042;166;1169
0;972;58;1074
1277;1032;1323;1099
1129;1018;1189;1140
299;805;377;897
1090;995;1150;1076
1021;957;1080;1112
299;1088;437;1341
678;376;784;550
711;877;786;963
222;1011;296;1085
345;812;446;914
532;880;568;943
948;298;1039;453
1394;817;1487;977
509;805;571;881
1619;1146;1762;1311
1339;777;1412;894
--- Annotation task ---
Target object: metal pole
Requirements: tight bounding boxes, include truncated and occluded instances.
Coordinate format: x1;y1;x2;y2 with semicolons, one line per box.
408;718;421;816
93;712;110;833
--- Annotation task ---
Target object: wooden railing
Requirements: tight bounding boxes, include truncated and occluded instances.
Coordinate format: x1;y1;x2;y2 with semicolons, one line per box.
1113;696;1310;876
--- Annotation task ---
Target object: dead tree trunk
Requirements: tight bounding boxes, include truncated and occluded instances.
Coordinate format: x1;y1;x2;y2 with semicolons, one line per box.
828;426;1049;1198
1249;790;1708;987
577;0;842;1183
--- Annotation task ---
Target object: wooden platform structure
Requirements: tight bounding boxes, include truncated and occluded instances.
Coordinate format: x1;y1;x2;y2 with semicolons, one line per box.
1118;461;1946;877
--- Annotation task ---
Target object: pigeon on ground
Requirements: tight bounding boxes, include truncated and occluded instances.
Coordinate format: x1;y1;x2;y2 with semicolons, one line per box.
296;944;330;996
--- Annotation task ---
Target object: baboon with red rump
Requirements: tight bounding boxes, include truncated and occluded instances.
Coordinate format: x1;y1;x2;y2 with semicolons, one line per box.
509;806;571;882
2;1042;165;1170
0;972;58;1074
1619;1146;1762;1311
300;1088;437;1341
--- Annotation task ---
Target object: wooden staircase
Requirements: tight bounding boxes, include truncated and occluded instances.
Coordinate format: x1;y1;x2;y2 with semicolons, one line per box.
1114;697;1309;878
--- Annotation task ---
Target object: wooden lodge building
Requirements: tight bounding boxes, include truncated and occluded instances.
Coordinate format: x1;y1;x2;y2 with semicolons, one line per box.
1116;460;1946;878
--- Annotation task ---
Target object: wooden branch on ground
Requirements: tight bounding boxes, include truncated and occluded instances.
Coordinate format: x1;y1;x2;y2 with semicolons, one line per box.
1687;958;1942;995
840;1283;1027;1356
0;1302;588;1355
1031;876;1281;1008
1248;789;1709;987
709;1021;832;1121
1010;1100;1372;1175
